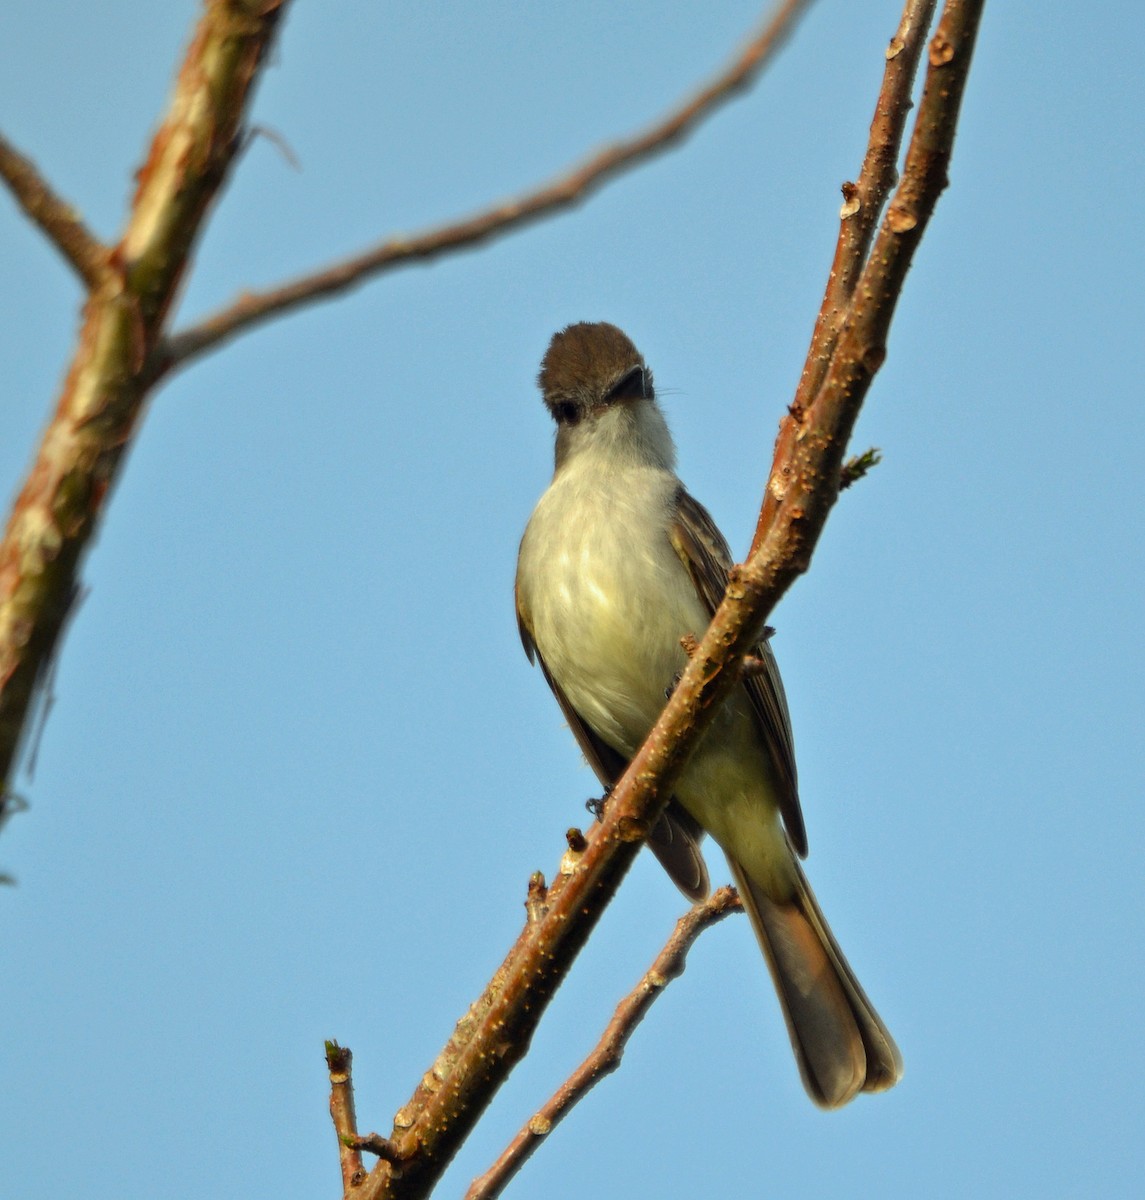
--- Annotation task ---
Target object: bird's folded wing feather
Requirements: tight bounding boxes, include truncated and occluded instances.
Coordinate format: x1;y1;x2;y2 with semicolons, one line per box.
668;488;808;857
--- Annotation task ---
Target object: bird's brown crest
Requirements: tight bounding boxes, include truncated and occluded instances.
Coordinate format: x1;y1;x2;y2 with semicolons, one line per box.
538;322;647;411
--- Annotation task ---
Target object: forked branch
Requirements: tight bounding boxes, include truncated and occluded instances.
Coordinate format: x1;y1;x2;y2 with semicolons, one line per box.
350;2;983;1198
0;0;811;805
753;0;936;551
159;0;815;373
0;0;289;793
0;130;108;288
464;888;742;1200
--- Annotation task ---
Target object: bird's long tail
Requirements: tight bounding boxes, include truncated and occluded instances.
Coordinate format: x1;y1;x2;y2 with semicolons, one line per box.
728;857;903;1108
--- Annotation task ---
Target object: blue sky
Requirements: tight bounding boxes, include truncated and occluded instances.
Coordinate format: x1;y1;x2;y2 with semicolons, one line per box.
2;2;1143;1197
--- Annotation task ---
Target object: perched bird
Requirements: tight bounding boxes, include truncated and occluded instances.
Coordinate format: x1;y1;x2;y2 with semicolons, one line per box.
515;322;902;1108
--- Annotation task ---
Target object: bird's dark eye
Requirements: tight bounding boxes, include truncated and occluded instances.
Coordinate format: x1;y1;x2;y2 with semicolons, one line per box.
607;366;646;402
554;401;581;425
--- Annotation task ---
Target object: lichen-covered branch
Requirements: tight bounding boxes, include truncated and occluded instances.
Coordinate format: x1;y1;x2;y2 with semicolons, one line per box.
0;130;108;288
158;0;815;373
0;0;288;792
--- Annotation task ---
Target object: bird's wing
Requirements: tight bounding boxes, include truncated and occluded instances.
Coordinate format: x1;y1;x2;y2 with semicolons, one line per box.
668;488;807;857
516;580;710;900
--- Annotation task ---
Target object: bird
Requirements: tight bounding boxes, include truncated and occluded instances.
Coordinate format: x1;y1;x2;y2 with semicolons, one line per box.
514;321;902;1108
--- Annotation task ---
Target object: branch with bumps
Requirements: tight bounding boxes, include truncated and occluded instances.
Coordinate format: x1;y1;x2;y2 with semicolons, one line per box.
0;0;289;795
336;3;983;1198
464;887;742;1200
0;0;811;809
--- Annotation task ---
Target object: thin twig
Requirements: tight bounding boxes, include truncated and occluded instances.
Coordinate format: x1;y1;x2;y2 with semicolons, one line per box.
349;1134;407;1165
751;0;936;556
0;130;108;288
0;0;288;794
465;888;741;1200
357;5;984;1197
158;0;815;372
326;1041;365;1193
839;447;882;490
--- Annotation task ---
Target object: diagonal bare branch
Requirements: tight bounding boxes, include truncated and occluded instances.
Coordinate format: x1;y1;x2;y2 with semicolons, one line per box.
0;130;108;289
159;0;815;373
799;0;938;393
0;0;289;793
752;0;936;555
754;0;983;573
353;4;984;1198
465;888;742;1200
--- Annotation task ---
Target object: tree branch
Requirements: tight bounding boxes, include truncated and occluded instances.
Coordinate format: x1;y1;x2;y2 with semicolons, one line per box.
0;0;811;803
464;888;742;1200
0;130;108;289
754;0;983;576
326;1041;366;1193
352;3;984;1196
158;0;815;374
752;0;936;554
0;0;288;793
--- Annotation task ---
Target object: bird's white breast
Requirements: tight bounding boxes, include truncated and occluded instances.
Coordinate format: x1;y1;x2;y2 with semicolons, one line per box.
518;429;790;887
517;456;709;758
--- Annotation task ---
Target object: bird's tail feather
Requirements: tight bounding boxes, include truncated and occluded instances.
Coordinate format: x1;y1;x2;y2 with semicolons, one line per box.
728;857;902;1108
